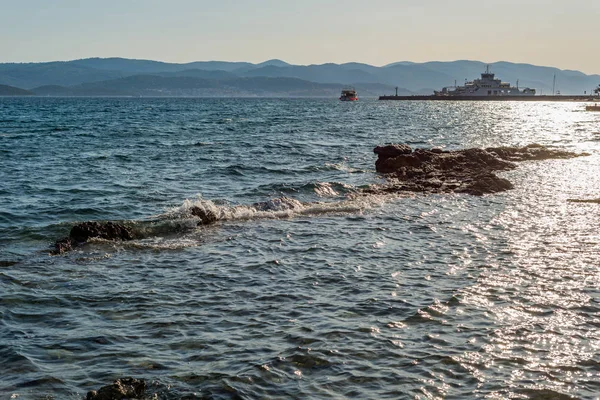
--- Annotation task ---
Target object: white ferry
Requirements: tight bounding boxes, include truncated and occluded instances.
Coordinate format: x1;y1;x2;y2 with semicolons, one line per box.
340;87;358;101
434;66;536;97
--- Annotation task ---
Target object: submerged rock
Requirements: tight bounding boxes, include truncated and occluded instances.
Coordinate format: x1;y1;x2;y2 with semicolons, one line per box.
190;205;219;225
486;143;589;161
516;388;577;400
69;221;134;243
53;236;78;255
52;221;134;254
370;143;587;196
567;198;600;203
86;377;146;400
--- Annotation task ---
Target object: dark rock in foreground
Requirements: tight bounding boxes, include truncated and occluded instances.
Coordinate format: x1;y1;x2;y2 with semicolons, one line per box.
86;377;146;400
53;206;223;254
370;143;587;196
373;143;412;159
52;221;134;254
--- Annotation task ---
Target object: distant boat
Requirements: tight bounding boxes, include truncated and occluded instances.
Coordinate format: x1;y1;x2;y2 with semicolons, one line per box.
434;65;536;97
340;87;358;101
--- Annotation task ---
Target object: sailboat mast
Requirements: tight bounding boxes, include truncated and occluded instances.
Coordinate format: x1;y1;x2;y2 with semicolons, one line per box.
552;74;556;96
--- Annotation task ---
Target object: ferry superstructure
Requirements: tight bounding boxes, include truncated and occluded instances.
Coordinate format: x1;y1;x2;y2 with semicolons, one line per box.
434;66;536;97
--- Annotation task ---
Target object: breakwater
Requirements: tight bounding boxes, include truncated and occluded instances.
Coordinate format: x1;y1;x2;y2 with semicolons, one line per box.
379;94;597;101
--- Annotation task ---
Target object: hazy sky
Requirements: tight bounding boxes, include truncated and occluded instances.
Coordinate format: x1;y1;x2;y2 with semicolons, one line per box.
1;0;598;74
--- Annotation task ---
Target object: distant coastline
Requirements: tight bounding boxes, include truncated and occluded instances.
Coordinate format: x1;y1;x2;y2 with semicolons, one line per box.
1;57;599;97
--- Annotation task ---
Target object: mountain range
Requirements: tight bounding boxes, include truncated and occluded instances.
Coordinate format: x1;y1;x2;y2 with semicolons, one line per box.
1;58;598;97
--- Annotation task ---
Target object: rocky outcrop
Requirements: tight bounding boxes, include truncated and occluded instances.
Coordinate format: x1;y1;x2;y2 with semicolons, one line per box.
370;144;587;196
86;377;146;400
52;221;135;254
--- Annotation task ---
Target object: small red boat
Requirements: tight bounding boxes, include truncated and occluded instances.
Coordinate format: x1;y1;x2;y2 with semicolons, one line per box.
340;88;358;101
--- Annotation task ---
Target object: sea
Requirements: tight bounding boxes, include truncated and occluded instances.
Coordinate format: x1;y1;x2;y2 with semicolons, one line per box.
1;97;599;399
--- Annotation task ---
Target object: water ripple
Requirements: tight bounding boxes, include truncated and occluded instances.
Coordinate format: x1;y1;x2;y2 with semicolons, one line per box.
1;98;599;398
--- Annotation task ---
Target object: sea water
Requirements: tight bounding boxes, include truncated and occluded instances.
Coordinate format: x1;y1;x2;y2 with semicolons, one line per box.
1;97;599;399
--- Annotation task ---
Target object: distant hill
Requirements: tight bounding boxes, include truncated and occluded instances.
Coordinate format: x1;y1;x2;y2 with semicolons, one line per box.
156;69;238;80
0;84;32;96
70;57;256;73
29;75;400;97
242;64;381;86
2;57;599;96
31;85;82;96
0;62;126;89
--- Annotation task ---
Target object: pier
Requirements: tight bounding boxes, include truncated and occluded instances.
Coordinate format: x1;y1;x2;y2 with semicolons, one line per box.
378;95;598;102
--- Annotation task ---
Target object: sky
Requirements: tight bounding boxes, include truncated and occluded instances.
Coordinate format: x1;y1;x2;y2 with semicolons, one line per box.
1;0;599;74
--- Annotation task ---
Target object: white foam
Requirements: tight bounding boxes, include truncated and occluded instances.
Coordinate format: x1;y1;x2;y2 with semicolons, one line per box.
126;237;201;250
162;192;391;227
314;182;339;197
158;196;221;219
324;162;365;173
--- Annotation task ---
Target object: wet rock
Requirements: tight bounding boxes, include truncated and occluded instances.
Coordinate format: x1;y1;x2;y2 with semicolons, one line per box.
373;143;412;157
70;221;134;243
457;173;514;196
190;206;219;225
371;144;586;196
516;388;577;400
52;221;134;254
567;198;600;203
86;377;146;400
486;143;590;161
53;236;77;255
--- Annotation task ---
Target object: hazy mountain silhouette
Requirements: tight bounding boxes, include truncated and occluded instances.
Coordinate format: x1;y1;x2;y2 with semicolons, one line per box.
242;64;380;85
2;57;599;96
29;75;401;97
0;84;33;95
70;57;255;73
157;69;238;80
0;62;125;89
